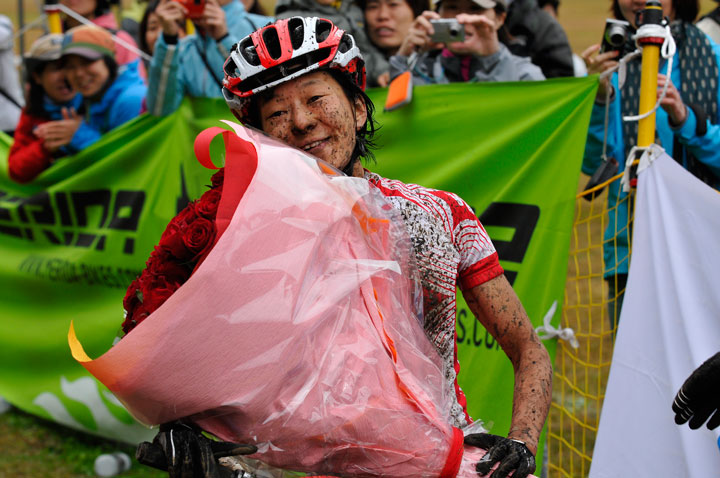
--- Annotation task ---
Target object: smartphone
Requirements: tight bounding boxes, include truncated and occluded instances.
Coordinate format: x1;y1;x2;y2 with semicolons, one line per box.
429;19;465;44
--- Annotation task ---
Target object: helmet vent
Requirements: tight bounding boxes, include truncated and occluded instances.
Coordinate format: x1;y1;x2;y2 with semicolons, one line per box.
262;27;282;60
338;34;352;54
316;19;332;43
238;48;332;93
288;18;304;50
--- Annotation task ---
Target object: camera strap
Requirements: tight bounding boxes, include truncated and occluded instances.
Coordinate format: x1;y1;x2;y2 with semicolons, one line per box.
193;40;224;90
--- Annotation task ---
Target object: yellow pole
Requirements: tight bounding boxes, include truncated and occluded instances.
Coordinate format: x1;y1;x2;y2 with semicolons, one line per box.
635;2;665;148
637;41;660;147
45;6;63;34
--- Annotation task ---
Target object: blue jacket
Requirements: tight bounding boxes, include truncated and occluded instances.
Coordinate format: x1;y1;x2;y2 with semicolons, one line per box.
583;34;720;277
43;94;98;154
146;0;273;116
81;59;147;145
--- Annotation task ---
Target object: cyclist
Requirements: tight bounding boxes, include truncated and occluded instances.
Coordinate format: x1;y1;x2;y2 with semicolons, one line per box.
143;16;550;478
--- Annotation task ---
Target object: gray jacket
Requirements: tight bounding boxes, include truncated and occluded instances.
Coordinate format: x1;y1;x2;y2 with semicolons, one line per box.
389;43;545;85
274;0;389;86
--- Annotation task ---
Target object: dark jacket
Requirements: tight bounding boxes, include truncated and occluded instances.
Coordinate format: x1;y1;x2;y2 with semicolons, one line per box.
502;0;574;78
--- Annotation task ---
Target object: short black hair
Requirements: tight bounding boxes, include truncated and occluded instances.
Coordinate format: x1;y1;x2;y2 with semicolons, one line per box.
612;0;699;23
242;69;379;168
357;0;432;19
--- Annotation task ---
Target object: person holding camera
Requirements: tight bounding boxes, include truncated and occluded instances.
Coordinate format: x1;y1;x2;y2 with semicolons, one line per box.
146;0;273;116
581;0;720;329
389;0;544;85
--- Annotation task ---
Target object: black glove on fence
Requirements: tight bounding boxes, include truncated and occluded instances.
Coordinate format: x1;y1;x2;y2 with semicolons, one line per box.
136;421;257;478
673;351;720;430
464;433;535;478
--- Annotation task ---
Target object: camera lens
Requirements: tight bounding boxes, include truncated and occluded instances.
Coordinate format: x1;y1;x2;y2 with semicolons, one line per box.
449;27;460;36
606;25;626;47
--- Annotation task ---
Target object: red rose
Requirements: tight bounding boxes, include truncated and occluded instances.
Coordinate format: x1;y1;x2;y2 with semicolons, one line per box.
142;276;181;314
159;203;199;261
182;217;217;261
211;168;224;188
123;277;142;317
196;188;222;219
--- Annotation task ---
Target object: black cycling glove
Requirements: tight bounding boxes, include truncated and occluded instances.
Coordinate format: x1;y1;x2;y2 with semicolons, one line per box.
673;351;720;430
464;433;535;478
136;421;257;478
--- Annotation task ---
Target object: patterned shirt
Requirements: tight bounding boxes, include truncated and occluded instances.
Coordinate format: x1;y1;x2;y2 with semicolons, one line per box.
366;172;504;427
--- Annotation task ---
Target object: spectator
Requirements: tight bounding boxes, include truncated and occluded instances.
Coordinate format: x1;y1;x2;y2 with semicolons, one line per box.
390;0;545;84
360;0;429;85
500;0;573;78
0;15;24;136
146;0;273;116
60;0;147;79
8;34;95;183
537;0;587;77
274;0;390;86
138;0;186;57
581;0;720;328
697;0;720;44
61;26;147;147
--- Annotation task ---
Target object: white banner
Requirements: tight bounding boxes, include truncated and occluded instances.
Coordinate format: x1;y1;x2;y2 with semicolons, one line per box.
590;147;720;477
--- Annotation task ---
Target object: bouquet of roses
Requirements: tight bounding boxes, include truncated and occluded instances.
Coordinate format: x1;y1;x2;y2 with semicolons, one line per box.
121;168;224;335
70;122;515;478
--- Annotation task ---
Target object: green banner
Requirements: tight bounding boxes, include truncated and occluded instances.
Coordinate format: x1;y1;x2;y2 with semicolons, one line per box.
0;77;597;452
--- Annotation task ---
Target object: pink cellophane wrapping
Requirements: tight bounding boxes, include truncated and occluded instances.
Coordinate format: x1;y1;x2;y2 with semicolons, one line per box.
71;122;531;478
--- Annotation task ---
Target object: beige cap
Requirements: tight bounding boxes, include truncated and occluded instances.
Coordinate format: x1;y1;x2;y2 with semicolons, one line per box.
25;34;65;62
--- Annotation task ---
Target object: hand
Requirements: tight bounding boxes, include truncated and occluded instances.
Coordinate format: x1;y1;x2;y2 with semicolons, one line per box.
156;0;187;37
377;71;390;87
452;13;500;57
465;433;536;478
673;351;720;430
581;44;619;99
657;74;687;126
34;108;82;152
136;421;258;478
396;11;444;57
196;0;228;41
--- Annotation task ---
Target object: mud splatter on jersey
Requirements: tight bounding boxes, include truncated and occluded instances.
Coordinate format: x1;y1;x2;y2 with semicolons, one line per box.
366;172;504;427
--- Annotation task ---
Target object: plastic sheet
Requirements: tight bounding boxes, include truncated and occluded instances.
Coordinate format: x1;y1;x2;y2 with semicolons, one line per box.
70;122;530;477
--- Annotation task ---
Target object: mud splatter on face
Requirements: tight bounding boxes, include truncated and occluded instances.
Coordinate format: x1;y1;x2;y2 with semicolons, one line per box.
257;71;364;174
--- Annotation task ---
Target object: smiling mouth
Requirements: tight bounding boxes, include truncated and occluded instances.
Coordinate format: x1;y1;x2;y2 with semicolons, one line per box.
302;138;329;152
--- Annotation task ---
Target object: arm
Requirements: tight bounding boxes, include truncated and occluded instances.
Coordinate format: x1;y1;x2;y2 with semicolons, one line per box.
462;274;552;454
473;44;545;82
107;84;147;131
7;112;53;183
147;0;188;116
661;42;720;177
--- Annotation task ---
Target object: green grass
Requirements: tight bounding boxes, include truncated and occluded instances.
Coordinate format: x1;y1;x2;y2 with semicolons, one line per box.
0;405;166;478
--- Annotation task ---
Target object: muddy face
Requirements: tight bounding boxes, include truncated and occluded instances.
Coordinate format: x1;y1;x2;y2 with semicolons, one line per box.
257;71;367;174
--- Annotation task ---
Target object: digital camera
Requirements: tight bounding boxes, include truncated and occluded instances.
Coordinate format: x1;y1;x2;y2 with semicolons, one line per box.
429;19;465;44
174;0;205;19
600;18;632;57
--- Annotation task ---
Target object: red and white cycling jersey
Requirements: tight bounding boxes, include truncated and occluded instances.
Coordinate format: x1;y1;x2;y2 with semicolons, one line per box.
366;172;504;427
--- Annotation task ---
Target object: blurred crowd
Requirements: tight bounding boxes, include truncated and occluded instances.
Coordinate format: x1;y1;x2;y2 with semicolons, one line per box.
2;0;581;183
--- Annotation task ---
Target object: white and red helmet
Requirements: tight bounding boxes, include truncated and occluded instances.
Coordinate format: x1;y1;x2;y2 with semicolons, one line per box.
222;17;366;120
